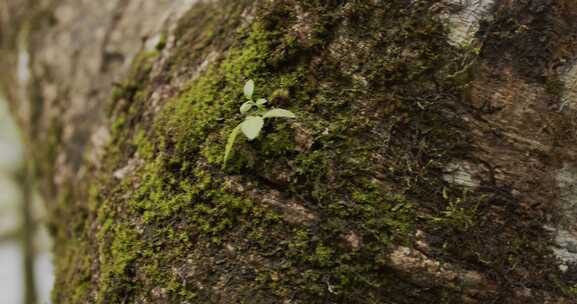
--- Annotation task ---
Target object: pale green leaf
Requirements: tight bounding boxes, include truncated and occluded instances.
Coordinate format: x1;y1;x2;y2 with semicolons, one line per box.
223;125;241;168
240;116;264;140
442;187;448;200
263;108;296;119
256;98;268;106
244;80;255;99
240;101;255;114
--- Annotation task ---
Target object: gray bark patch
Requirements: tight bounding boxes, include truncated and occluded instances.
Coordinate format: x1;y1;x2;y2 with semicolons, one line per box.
440;0;496;47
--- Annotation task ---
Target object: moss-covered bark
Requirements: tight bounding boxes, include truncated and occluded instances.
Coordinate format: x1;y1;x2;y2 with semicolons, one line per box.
2;0;577;303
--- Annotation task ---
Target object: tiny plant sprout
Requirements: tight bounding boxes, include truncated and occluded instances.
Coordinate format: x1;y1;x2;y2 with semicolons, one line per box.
223;80;296;168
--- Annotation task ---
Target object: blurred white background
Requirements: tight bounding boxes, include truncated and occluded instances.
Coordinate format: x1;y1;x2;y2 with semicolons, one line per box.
0;99;53;304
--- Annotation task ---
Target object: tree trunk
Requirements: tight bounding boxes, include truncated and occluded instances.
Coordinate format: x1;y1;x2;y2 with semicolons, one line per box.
1;0;577;303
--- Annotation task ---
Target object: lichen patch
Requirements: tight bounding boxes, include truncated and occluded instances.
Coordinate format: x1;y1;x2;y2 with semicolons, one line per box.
439;0;497;46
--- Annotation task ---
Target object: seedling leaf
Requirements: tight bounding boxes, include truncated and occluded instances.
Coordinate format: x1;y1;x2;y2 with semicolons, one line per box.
223;125;241;168
240;101;255;114
256;98;268;106
240;116;264;140
263;108;296;119
244;80;255;99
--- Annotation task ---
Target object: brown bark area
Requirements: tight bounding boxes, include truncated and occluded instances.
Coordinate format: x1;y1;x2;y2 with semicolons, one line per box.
1;0;577;303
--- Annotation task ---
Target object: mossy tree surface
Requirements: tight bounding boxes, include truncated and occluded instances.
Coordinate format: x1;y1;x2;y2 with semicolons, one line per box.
1;0;577;303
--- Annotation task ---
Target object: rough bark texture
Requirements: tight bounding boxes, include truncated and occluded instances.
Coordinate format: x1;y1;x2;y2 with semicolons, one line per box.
2;0;577;303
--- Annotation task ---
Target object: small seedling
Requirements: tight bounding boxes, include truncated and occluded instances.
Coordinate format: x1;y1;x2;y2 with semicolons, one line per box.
223;80;296;168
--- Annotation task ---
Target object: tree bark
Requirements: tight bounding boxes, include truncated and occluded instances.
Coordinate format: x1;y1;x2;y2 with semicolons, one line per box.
1;0;577;303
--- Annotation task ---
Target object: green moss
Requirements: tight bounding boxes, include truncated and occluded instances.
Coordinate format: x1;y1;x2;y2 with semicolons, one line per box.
97;225;140;300
90;1;467;302
155;34;167;51
53;0;566;303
